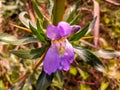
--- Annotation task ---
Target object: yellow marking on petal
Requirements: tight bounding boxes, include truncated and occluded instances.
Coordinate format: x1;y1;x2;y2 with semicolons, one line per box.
58;45;66;55
52;37;66;56
52;37;66;43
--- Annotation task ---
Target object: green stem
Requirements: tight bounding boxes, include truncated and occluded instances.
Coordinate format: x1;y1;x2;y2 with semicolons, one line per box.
52;0;66;25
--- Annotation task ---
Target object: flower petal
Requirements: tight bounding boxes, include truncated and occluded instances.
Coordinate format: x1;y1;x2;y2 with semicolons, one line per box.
61;58;70;71
46;25;61;40
59;40;74;71
43;45;60;75
71;25;81;34
65;40;74;63
57;22;71;37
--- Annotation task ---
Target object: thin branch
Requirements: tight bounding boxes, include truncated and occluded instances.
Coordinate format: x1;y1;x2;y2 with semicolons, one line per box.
10;23;32;33
26;0;36;23
80;39;99;49
104;0;120;6
92;0;100;47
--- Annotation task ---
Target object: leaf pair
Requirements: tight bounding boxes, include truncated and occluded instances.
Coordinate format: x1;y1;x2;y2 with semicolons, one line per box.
11;46;47;59
0;33;39;45
29;22;46;42
74;47;106;73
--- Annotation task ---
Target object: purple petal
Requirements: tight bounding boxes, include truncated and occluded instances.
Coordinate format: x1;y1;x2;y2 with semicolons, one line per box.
61;58;70;71
57;22;71;37
46;25;61;40
43;45;60;75
65;40;74;63
71;25;81;34
59;40;74;71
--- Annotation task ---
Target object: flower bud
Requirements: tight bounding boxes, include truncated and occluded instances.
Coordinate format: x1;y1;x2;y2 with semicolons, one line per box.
71;25;81;34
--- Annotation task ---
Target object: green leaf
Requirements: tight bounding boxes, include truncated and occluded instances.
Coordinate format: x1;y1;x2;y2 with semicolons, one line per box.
36;19;44;34
55;71;63;89
36;20;48;40
0;80;5;90
77;68;89;80
19;11;36;28
0;33;39;45
94;49;120;59
33;2;44;20
11;46;47;59
69;23;89;41
80;84;91;90
74;47;106;73
69;66;77;76
86;16;97;35
29;23;46;42
65;1;81;23
48;0;54;17
69;17;97;41
36;70;53;90
66;9;76;23
100;81;109;90
70;14;81;25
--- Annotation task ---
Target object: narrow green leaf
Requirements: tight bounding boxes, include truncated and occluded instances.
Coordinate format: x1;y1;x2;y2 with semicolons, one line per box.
48;0;54;17
65;0;81;22
55;71;63;89
0;33;39;45
36;20;48;40
11;46;47;59
74;47;106;73
33;2;44;20
29;23;46;42
69;23;89;41
66;9;75;23
86;16;97;35
69;17;97;41
36;20;44;34
70;14;81;25
29;23;37;35
36;70;53;90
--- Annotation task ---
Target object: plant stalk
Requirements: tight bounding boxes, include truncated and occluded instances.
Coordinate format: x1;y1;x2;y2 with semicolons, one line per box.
52;0;66;25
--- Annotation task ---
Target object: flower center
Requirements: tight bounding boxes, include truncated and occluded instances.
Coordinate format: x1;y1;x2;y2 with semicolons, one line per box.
52;38;66;56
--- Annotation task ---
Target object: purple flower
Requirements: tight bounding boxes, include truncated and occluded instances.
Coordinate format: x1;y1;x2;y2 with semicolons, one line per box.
43;21;74;75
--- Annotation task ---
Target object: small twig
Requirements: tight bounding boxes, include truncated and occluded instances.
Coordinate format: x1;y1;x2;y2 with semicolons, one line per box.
92;0;100;47
33;51;46;70
80;39;99;49
104;0;120;6
5;74;13;86
20;46;29;50
81;36;94;40
10;23;32;33
78;80;96;85
26;0;36;23
78;7;92;13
